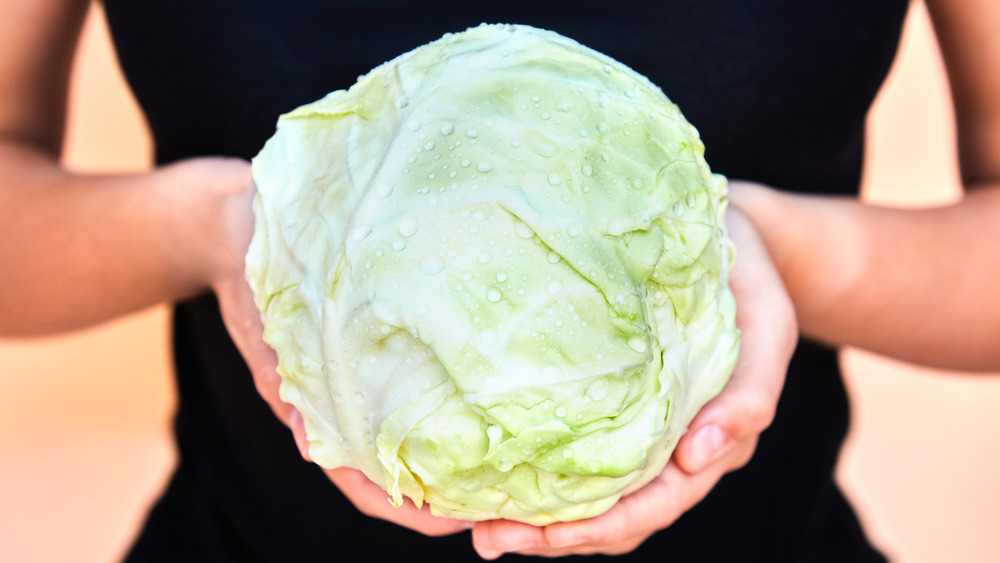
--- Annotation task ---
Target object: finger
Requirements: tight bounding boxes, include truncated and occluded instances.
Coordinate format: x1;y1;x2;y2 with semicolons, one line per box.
471;519;547;559
479;451;749;557
324;467;474;537
513;536;645;558
485;534;644;558
539;443;756;556
674;338;785;475
542;462;694;550
287;408;311;461
674;209;796;474
216;273;293;426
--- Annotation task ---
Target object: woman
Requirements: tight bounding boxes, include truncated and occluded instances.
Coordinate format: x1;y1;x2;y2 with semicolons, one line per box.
1;0;996;560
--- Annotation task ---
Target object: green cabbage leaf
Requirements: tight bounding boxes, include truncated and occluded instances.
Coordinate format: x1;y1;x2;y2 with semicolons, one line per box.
246;24;739;525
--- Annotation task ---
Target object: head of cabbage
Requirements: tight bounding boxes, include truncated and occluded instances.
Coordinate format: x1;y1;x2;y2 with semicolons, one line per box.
246;23;739;525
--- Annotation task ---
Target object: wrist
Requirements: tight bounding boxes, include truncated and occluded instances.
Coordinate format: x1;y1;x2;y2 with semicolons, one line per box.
727;181;866;342
726;182;795;280
155;157;254;291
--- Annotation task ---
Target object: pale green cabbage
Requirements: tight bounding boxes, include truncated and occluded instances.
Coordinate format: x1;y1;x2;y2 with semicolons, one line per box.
246;24;739;525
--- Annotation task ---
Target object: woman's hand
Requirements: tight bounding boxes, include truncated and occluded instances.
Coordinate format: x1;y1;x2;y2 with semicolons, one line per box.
470;205;798;558
217;267;474;537
210;171;474;538
215;235;474;538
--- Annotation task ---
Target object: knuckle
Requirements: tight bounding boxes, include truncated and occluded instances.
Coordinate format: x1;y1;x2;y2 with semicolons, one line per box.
732;437;758;468
738;389;778;435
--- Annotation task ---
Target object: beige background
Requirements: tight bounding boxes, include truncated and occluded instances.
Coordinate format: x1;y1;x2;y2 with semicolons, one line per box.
1;2;999;561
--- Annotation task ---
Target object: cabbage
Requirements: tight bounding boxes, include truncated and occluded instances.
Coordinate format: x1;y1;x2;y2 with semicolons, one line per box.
246;24;739;525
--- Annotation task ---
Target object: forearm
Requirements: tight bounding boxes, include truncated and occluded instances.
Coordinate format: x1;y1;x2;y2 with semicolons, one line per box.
0;141;250;336
732;182;1000;371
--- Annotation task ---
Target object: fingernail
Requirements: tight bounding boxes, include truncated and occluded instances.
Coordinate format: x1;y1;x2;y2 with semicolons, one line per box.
688;424;729;472
476;548;503;561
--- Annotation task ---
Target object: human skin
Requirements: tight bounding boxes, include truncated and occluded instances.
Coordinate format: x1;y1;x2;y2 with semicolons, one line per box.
725;0;1000;374
1;0;996;558
0;0;793;553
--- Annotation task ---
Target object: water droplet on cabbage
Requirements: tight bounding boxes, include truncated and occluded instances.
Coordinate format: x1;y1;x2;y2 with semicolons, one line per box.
514;221;534;239
350;224;372;241
420;256;445;275
627;335;648;353
398;217;419;237
585;378;610;401
531;142;558;158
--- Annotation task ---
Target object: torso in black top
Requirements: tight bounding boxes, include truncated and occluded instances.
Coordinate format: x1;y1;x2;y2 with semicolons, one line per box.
102;1;909;561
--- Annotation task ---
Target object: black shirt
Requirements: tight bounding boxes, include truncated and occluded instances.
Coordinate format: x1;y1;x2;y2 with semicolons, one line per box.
103;1;909;560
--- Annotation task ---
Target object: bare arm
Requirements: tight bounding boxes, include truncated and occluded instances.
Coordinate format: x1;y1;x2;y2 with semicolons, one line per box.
0;0;480;538
732;0;1000;371
0;0;251;336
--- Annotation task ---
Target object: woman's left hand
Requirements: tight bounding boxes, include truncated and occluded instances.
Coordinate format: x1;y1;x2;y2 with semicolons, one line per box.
470;205;798;558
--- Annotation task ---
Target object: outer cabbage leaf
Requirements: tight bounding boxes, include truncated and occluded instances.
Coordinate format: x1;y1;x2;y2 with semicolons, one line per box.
246;23;739;525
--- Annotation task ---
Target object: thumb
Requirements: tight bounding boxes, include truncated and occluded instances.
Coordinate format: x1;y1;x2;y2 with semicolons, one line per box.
673;205;796;475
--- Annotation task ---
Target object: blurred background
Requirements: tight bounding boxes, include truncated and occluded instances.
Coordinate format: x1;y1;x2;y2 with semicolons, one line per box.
1;2;999;561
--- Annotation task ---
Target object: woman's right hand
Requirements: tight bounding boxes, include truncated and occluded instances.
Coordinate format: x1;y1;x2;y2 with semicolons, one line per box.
214;244;475;538
208;172;476;538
